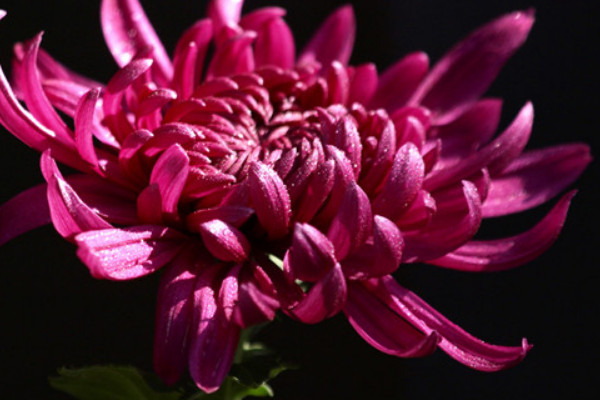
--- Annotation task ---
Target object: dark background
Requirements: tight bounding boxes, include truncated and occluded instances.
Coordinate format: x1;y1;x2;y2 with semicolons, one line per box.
0;1;598;399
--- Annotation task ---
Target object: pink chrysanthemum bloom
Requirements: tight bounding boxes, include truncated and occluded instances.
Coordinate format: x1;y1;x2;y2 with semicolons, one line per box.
0;0;591;393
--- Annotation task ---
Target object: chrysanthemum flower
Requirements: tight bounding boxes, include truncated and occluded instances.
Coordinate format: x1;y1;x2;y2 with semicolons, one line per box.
0;0;591;393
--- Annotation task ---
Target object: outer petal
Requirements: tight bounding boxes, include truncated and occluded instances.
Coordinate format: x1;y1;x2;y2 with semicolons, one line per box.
371;276;531;371
482;144;591;217
298;5;356;67
431;191;577;272
0;183;50;246
424;102;533;192
154;246;206;385
189;266;241;393
410;10;535;122
369;52;429;112
101;0;173;84
208;0;244;31
345;281;440;357
75;225;186;280
41;152;112;239
74;88;101;167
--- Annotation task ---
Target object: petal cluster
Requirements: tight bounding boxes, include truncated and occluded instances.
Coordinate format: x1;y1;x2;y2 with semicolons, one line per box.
0;0;590;393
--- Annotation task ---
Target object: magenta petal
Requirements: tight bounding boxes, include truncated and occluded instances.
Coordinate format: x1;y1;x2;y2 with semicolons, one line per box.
153;248;199;385
285;223;337;282
482;143;592;217
347;63;377;105
189;266;241;393
233;264;280;328
369;52;429;112
149;144;190;216
287;263;347;324
410;10;534;122
253;17;295;69
327;181;373;259
20;33;72;142
208;0;244;31
373;276;531;371
206;31;256;79
75;225;186;280
342;215;404;280
434;98;503;168
0;184;50;246
218;265;240;321
198;219;250;262
186;205;253;231
431;191;577;272
101;0;173;84
372;143;425;221
424;102;533;191
41;152;112;239
403;181;482;262
298;5;356;67
248;161;291;238
344;281;439;357
74;88;101;167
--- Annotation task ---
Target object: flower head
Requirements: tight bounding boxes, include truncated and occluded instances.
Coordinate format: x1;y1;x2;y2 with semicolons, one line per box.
0;0;591;393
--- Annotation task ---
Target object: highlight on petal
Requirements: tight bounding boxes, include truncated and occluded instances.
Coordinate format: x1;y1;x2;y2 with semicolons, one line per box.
371;276;531;371
198;219;250;262
482;143;591;217
248;161;291;239
208;0;244;31
189;266;241;393
410;10;535;121
285;222;337;282
41;152;112;239
101;0;173;84
75;225;186;280
298;5;356;67
431;191;577;272
154;246;204;385
74;88;101;167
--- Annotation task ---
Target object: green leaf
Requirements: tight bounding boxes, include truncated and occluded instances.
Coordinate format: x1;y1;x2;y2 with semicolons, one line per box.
49;365;182;400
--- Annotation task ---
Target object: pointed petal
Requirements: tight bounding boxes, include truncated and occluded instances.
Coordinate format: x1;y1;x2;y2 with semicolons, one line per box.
326;181;373;259
206;31;256;79
431;191;577;271
0;184;50;246
345;281;439;357
285;223;337;282
482;144;591;217
101;0;173;84
74;88;101;167
248;161;291;238
75;225;186;280
347;63;377;104
372;276;531;371
40;152;112;239
424;102;533;191
298;5;356;67
189;266;241;393
410;10;535;122
370;52;429;112
287;263;347;324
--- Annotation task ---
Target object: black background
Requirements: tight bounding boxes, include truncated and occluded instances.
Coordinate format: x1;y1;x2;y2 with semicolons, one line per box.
0;1;598;399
